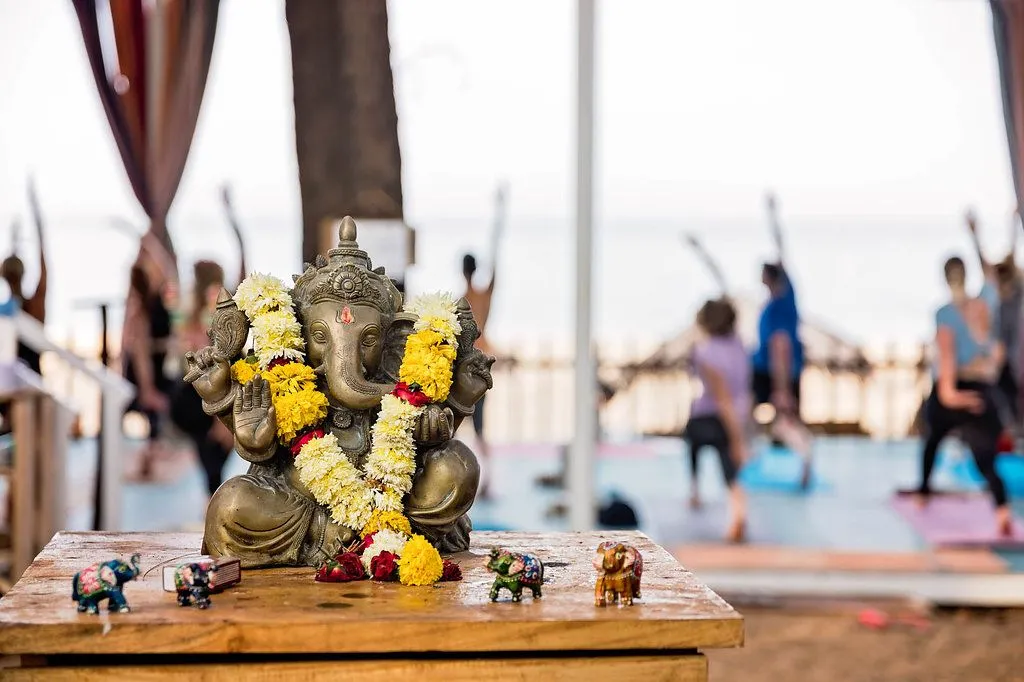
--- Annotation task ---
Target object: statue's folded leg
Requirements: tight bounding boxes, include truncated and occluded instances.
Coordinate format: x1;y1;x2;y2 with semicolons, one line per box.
406;439;480;552
202;473;350;568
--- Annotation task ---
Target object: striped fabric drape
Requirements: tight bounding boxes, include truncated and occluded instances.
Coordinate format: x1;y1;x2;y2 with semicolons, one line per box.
70;0;221;256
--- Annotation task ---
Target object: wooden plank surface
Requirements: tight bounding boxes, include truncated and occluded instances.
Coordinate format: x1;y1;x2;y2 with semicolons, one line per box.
0;531;742;655
10;396;37;581
0;653;707;681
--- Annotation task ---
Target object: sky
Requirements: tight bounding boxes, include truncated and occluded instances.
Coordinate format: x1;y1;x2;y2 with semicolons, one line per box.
0;0;1018;352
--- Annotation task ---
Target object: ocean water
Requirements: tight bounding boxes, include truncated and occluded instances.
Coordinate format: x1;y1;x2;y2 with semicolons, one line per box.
23;210;959;439
31;212;1001;362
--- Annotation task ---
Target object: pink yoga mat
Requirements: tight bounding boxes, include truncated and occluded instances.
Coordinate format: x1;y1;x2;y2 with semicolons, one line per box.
890;493;1024;549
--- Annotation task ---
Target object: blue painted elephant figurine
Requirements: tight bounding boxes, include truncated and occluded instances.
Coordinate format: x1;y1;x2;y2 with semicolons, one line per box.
71;554;141;615
174;561;218;609
486;548;543;602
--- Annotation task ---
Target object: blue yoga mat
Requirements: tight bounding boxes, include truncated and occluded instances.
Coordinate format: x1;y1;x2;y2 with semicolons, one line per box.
738;445;829;492
945;452;1024;495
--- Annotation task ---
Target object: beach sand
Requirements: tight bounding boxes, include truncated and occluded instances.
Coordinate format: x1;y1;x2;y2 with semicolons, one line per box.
709;602;1024;681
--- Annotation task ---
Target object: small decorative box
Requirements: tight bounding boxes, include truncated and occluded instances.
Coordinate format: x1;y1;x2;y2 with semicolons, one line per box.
161;556;241;593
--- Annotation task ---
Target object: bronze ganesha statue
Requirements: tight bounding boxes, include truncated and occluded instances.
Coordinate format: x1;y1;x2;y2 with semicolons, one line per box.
184;217;494;568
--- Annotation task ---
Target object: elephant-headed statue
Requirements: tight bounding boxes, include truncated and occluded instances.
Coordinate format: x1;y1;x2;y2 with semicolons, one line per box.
185;217;493;568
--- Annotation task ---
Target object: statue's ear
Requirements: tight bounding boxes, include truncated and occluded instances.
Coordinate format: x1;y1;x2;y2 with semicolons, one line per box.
380;313;416;382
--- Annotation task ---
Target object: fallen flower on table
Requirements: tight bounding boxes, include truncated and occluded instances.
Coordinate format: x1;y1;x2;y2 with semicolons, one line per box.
315;552;366;582
440;559;462;582
370;551;399;581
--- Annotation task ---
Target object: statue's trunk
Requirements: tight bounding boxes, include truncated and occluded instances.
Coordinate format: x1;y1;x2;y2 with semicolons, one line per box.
327;342;394;410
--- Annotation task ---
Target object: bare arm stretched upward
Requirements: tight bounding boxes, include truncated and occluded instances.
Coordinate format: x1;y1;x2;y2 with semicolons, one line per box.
766;192;786;267
681;233;728;294
221;184;247;289
25;178;46;323
966;209;995;282
1012;208;1020;253
487;183;507;295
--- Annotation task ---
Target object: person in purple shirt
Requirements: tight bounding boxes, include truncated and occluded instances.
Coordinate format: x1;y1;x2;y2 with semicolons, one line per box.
684;298;751;542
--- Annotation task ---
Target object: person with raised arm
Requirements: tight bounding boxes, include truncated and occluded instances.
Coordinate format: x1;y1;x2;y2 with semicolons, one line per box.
915;254;1011;535
171;184;248;496
966;209;1021;424
1;179;48;374
462;183;506;499
120;224;177;474
750;193;814;489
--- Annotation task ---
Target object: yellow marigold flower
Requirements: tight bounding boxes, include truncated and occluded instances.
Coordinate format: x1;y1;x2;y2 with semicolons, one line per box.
274;387;329;443
398;534;444;586
362;510;413;537
399;328;457;402
266;362;318;395
232;359;258;385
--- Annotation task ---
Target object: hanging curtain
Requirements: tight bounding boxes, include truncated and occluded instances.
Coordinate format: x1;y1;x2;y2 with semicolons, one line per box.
993;0;1024;209
71;0;221;256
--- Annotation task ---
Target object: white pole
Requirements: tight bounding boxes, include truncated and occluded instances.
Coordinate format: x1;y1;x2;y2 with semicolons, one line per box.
569;0;597;532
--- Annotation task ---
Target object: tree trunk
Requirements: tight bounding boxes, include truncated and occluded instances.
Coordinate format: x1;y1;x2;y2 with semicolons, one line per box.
286;0;404;266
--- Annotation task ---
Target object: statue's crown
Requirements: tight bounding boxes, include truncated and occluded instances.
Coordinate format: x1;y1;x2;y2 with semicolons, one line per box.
292;216;402;314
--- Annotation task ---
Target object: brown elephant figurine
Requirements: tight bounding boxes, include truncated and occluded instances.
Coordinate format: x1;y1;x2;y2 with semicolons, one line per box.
593;541;643;606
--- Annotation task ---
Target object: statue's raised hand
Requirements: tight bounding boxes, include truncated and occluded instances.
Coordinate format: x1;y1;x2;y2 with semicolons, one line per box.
234;375;277;455
414;404;454;445
184;346;231;405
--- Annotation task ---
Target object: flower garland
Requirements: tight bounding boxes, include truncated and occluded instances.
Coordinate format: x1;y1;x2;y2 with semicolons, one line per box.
230;274;461;586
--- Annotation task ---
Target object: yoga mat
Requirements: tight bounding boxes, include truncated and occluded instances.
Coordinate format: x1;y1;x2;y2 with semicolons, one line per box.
738;446;830;493
890;493;1024;549
945;453;1024;496
492;442;661;459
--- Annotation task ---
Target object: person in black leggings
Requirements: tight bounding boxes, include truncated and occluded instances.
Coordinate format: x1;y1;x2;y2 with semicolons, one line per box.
916;256;1011;535
918;380;1006;511
684;299;751;542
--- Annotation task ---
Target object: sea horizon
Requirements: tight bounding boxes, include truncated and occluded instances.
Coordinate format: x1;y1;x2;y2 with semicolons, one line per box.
13;210;1014;364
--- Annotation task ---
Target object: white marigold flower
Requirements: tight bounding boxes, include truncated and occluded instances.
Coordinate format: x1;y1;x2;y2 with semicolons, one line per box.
406;292;461;343
234;272;293;318
251;308;305;368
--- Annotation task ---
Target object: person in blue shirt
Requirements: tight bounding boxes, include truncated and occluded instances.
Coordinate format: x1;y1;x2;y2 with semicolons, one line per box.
751;261;813;488
752;194;814;488
752;263;802;409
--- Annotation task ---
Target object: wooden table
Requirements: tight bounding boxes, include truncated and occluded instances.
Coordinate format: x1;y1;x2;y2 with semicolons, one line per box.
0;530;743;680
